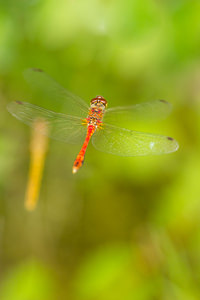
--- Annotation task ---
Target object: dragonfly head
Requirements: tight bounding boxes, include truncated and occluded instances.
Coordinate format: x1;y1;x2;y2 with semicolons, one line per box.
90;96;107;108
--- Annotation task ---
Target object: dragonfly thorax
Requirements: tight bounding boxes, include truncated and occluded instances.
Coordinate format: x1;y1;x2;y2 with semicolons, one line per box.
87;96;107;128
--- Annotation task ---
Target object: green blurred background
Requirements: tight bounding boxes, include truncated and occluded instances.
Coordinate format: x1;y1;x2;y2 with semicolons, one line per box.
1;0;200;299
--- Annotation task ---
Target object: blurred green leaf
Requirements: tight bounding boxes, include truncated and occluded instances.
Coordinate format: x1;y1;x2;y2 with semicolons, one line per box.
0;260;55;300
75;244;132;299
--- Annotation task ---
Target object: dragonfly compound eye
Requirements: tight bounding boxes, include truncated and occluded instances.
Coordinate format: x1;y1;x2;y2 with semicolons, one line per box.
90;96;107;107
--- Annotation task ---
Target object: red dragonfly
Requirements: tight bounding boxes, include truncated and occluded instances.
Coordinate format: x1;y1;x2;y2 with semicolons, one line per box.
7;68;179;173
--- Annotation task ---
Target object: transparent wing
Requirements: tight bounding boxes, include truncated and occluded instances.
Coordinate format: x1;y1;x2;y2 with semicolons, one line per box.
92;123;179;156
103;100;172;126
7;101;87;144
24;68;89;118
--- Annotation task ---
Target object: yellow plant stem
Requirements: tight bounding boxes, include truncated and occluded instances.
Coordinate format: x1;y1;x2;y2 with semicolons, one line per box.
25;119;48;211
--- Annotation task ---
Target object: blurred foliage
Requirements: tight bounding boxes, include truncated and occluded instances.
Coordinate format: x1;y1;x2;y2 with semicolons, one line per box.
1;0;200;299
0;260;54;300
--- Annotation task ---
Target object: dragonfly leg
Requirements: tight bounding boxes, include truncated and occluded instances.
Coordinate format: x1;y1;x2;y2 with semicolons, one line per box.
81;118;88;126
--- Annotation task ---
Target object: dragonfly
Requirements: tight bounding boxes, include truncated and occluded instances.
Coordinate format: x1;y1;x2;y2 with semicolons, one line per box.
7;68;179;174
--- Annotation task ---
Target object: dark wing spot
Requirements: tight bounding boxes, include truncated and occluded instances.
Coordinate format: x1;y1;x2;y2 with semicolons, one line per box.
32;68;43;72
159;99;168;104
167;136;174;141
16;100;23;105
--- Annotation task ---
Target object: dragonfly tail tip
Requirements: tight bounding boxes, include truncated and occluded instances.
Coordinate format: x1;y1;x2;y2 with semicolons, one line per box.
72;167;78;174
